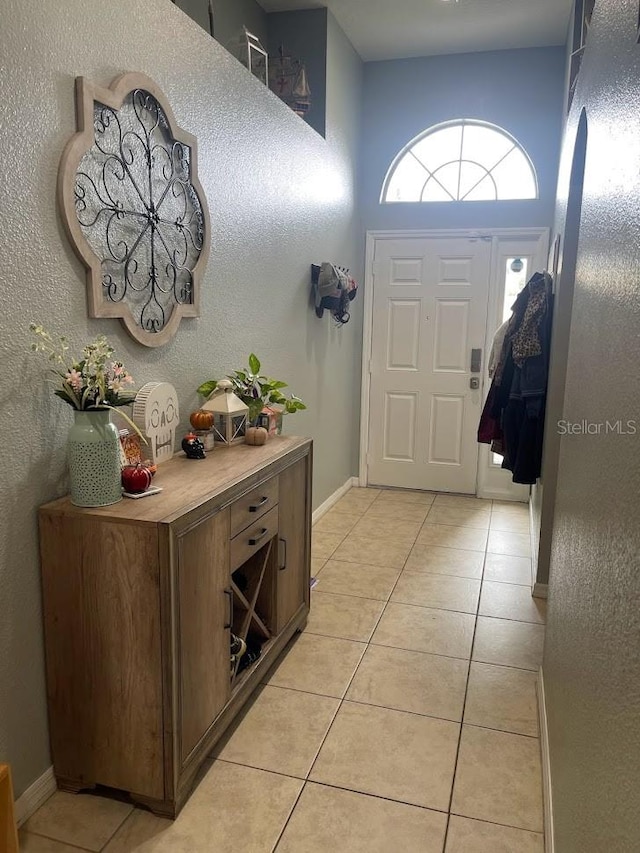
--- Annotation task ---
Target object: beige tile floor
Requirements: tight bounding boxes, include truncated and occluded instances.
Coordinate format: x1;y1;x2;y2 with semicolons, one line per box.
21;487;546;852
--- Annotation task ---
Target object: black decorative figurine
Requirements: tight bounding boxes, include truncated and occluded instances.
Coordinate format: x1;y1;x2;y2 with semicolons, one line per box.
181;432;206;459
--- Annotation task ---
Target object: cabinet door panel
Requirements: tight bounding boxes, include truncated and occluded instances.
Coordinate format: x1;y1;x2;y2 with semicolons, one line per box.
40;515;164;798
177;509;230;763
277;459;310;632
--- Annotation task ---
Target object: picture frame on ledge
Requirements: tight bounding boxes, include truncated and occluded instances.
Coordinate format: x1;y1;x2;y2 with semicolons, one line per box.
235;27;269;85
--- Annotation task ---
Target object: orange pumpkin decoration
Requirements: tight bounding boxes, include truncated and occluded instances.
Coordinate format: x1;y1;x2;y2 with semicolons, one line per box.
245;426;268;446
190;410;214;430
141;460;158;477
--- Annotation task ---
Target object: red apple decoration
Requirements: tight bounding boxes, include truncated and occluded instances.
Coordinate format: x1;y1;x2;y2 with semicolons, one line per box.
121;463;153;494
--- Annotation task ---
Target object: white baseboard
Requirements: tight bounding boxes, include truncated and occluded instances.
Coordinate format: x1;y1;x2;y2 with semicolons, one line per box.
477;489;529;502
533;582;548;599
530;500;538;578
15;765;56;827
537;667;554;853
312;477;358;525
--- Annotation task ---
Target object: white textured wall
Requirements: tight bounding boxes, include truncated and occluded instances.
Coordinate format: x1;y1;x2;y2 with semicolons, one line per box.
544;1;640;849
0;0;363;795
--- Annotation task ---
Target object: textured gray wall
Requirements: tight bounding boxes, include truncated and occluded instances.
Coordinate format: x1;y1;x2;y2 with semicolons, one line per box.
360;47;565;231
173;0;268;51
0;0;362;796
531;26;576;588
543;1;640;849
173;0;214;37
209;0;268;52
533;112;587;589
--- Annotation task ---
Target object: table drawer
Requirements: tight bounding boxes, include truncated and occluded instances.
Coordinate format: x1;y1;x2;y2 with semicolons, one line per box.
230;506;279;572
230;478;279;537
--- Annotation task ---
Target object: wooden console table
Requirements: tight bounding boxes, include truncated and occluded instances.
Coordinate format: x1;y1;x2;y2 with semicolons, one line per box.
39;436;312;817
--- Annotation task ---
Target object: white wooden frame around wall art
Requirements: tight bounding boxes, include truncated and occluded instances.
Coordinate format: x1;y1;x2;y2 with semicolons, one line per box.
57;72;211;348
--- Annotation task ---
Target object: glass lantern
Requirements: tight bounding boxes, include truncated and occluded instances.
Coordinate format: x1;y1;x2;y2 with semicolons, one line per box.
201;379;249;446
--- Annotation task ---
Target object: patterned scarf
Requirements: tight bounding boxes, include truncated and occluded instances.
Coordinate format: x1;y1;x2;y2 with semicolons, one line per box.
511;275;549;366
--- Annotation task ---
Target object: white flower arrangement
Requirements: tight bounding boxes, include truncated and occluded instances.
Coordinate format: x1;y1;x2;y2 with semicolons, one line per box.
30;325;136;412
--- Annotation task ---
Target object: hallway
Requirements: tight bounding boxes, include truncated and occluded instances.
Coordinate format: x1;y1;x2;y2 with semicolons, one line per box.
20;486;546;852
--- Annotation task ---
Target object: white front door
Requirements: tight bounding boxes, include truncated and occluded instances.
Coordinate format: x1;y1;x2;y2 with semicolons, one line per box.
367;236;491;493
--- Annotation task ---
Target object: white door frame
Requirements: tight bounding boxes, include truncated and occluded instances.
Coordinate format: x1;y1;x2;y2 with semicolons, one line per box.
359;227;550;493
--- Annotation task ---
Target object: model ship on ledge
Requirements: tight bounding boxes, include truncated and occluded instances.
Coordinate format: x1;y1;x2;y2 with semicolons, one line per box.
269;45;311;119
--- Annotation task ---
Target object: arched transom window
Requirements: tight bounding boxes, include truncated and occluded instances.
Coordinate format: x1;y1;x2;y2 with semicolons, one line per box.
381;120;538;203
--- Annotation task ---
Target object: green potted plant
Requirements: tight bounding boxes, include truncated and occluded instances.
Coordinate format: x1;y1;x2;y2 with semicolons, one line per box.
197;354;306;425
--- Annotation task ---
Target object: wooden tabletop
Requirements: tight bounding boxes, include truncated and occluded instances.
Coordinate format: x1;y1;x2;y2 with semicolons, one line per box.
40;435;312;525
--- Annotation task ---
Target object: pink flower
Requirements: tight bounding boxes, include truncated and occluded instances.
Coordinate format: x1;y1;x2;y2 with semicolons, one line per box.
65;369;83;392
110;362;133;386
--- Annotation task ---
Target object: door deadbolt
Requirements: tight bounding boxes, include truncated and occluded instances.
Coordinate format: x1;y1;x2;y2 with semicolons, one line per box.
470;377;480;390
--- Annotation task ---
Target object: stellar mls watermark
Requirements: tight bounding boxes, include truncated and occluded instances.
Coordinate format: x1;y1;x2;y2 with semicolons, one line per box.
557;419;637;436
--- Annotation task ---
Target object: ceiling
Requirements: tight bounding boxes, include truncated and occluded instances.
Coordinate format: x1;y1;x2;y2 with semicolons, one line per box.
256;0;573;62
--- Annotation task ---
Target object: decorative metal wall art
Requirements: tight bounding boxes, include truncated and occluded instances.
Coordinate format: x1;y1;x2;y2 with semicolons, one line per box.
58;73;211;347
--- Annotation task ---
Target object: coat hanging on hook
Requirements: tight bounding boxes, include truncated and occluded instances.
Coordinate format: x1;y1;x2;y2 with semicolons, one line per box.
311;262;358;325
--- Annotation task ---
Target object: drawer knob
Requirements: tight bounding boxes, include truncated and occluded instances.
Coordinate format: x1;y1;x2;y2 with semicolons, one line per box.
248;528;269;546
249;496;269;512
